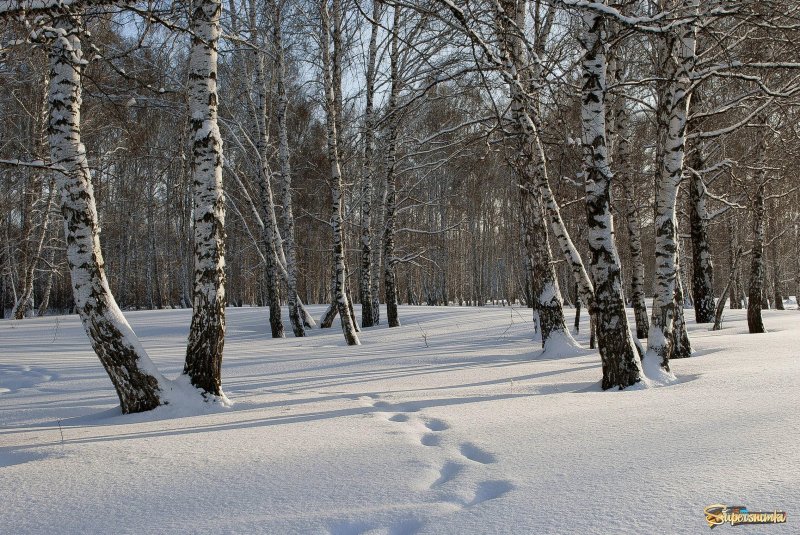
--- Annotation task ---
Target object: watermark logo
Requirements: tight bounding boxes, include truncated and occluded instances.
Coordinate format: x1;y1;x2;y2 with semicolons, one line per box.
704;504;787;528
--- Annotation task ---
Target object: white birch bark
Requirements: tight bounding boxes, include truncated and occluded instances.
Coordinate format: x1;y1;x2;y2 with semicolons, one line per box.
183;0;228;394
321;0;359;345
12;180;55;319
497;0;576;352
250;2;285;339
578;6;644;389
272;0;305;337
46;12;165;413
359;0;381;328
382;4;401;328
644;0;698;375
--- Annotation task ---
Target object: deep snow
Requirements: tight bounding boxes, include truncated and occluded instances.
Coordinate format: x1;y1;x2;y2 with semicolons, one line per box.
1;304;797;534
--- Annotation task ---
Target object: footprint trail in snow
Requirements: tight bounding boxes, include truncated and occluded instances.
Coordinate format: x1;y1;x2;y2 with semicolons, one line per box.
352;394;515;533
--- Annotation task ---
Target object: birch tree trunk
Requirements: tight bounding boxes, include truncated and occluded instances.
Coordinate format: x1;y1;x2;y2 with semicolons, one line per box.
359;0;381;328
521;187;573;349
370;188;383;325
13;181;55;319
686;103;715;323
748;135;768;334
497;0;574;351
273;0;305;337
383;4;401;329
671;242;692;358
184;0;228;394
606;20;648;340
645;0;697;373
46;12;164;413
579;7;643;389
252;10;285;339
621;156;649;339
36;242;55;316
321;0;360;344
12;70;50;319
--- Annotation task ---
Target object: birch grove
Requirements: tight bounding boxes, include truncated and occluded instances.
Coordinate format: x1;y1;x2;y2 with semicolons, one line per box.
2;0;800;412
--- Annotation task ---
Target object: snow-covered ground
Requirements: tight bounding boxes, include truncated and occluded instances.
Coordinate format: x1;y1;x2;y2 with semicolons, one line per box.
1;304;797;534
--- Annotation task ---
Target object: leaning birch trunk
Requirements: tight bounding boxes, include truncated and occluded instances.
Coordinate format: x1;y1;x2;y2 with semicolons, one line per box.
46;13;164;413
644;0;697;376
359;0;381;328
713;248;742;331
273;0;304;337
382;5;401;329
321;0;359;345
184;0;228;394
522;187;574;350
497;0;575;352
271;243;316;328
579;7;643;389
491;0;595;318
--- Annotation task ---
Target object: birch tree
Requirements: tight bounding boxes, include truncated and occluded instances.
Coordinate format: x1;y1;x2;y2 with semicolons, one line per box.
382;3;401;329
577;4;643;387
321;0;360;344
272;0;305;337
644;0;697;375
497;0;575;351
183;0;228;394
44;9;166;412
249;0;285;339
358;0;381;328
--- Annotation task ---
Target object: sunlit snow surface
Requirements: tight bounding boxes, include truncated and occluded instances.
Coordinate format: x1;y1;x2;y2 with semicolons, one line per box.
1;304;798;533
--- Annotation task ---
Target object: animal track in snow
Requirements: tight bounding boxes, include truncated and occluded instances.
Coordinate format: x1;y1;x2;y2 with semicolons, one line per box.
420;433;442;447
423;418;449;432
459;442;497;465
0;365;57;394
468;480;514;506
429;461;464;488
361;393;512;529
